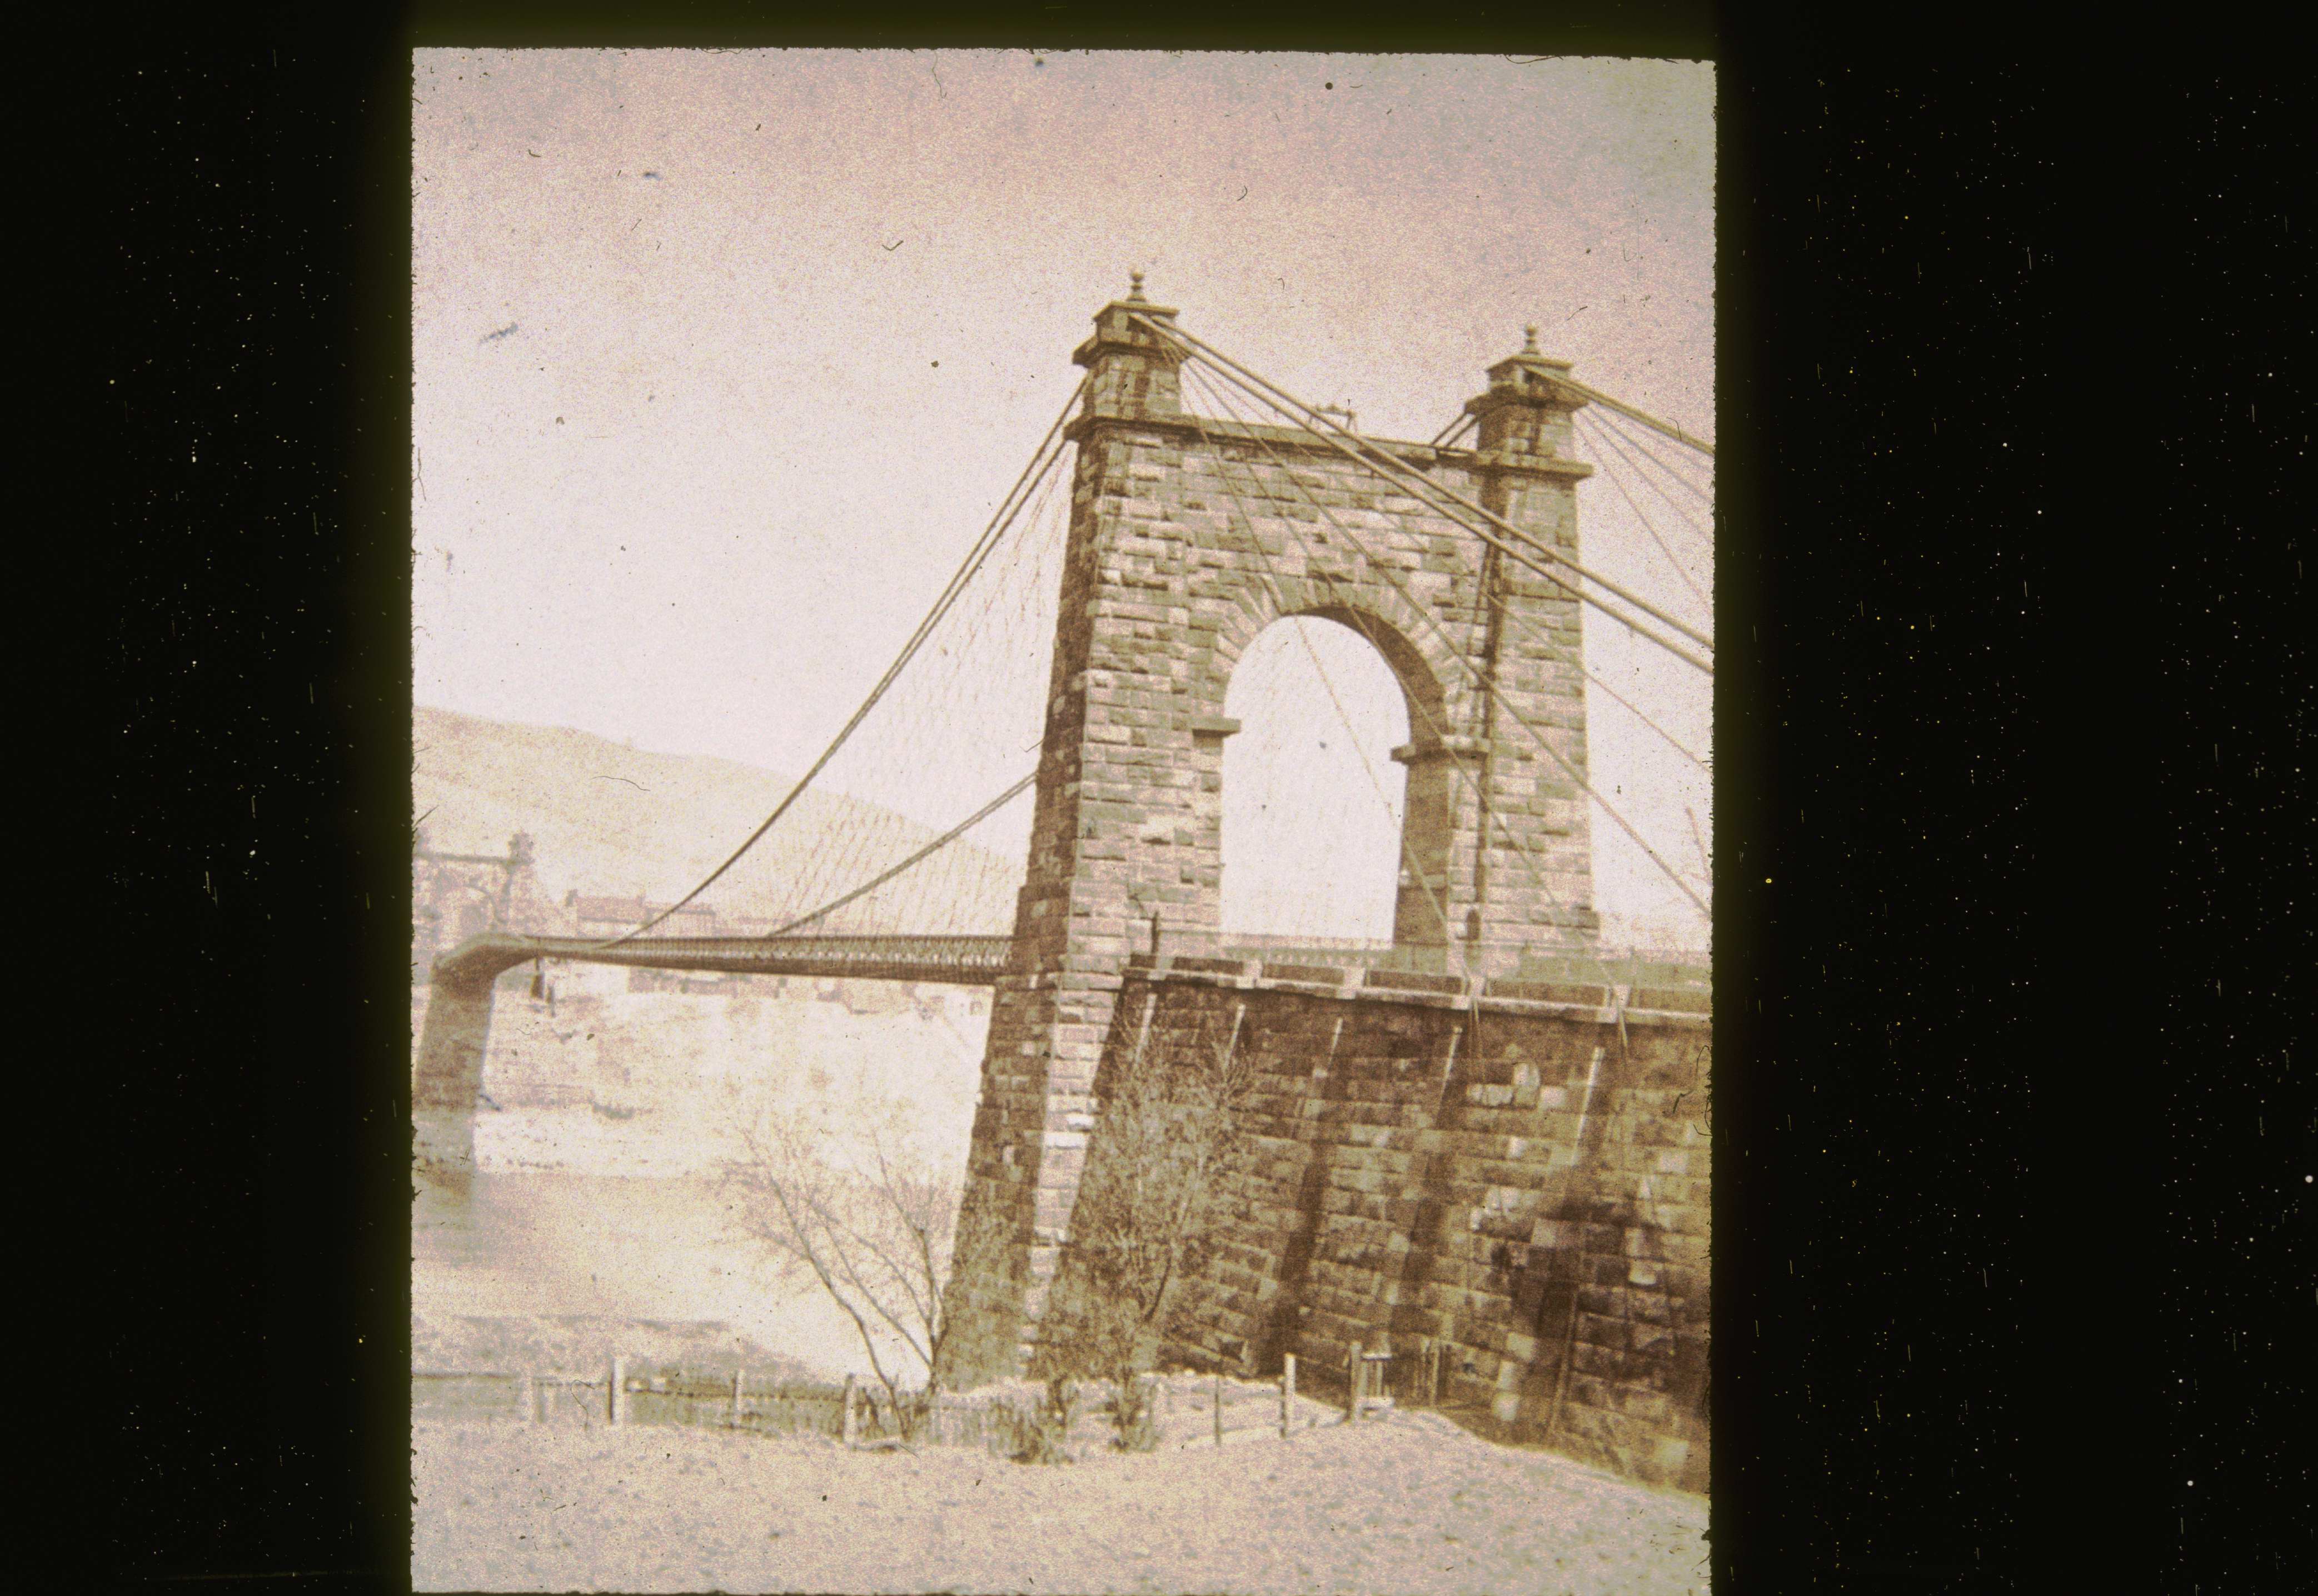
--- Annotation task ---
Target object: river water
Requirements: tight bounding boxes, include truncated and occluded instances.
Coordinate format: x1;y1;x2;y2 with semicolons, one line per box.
412;1169;894;1379
411;983;988;1383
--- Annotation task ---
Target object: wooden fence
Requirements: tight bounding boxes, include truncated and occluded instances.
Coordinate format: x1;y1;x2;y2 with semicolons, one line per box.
413;1341;1445;1455
412;1364;1056;1455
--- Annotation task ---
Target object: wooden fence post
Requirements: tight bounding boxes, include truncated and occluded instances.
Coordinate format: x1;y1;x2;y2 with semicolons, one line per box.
842;1374;859;1447
609;1356;626;1427
730;1369;744;1430
1280;1355;1296;1438
519;1370;536;1425
1345;1345;1360;1423
1213;1369;1224;1448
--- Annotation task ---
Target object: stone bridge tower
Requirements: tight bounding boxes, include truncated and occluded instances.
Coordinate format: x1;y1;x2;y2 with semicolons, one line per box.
939;284;1604;1384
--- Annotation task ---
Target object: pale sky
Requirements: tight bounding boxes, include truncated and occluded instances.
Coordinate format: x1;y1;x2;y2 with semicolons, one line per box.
413;49;1714;951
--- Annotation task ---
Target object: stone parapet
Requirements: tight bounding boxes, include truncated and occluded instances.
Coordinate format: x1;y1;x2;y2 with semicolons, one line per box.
1032;969;1709;1490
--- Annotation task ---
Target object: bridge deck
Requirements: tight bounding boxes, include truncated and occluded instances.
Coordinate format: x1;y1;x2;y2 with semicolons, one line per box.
431;931;1013;989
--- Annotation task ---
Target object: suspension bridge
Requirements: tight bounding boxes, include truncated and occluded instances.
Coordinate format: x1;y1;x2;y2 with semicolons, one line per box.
413;278;1716;1435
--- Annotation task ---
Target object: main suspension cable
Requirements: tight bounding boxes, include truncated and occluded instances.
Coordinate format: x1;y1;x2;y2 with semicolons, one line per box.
1177;372;1466;957
1133;313;1715;669
1181;362;1708;925
598;378;1085;948
1545;373;1715;458
1183;362;1700;945
760;771;1039;940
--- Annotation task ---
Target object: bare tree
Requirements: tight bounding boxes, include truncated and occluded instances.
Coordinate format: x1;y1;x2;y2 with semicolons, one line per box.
1037;1001;1262;1445
720;1094;959;1436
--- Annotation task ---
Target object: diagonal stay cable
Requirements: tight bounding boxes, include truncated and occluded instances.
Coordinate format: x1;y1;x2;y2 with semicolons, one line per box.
1579;407;1716;562
1174;379;1464;957
1545;373;1715;458
1183;368;1614;967
759;771;1038;940
1181;362;1708;925
1131;313;1716;662
1184;363;1623;976
1190;362;1710;780
1574;411;1712;614
1158;330;1718;687
1191;369;1629;986
1173;326;1717;656
1144;314;1712;656
1139;331;1714;679
1578;661;1710;771
597;378;1085;949
1582;405;1715;512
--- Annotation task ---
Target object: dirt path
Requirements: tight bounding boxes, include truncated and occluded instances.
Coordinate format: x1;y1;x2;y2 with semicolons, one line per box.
413;1412;1710;1594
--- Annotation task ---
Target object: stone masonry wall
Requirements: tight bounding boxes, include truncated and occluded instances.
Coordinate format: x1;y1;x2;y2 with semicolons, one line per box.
939;290;1616;1388
1054;956;1712;1490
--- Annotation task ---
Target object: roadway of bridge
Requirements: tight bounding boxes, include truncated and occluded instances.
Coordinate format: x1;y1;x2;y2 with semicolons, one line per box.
429;931;1014;990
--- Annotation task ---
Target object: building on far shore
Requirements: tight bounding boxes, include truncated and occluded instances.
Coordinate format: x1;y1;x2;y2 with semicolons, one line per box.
566;893;726;994
413;849;1000;1021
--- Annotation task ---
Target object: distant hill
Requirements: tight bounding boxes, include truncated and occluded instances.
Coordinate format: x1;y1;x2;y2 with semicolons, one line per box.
412;705;1020;931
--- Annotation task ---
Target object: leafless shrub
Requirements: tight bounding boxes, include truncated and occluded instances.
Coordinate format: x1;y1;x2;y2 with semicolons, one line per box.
1011;1372;1082;1465
720;1094;959;1437
1036;1003;1262;1447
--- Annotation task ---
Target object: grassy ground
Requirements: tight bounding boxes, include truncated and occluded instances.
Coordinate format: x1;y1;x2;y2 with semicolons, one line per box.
413;1409;1709;1594
413;1310;814;1383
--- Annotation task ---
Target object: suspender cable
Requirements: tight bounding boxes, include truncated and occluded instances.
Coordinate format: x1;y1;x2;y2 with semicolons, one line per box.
1181;363;1689;958
1576;412;1712;615
1131;314;1716;666
1181;362;1709;926
598;378;1085;949
1175;374;1468;960
1578;408;1716;557
1182;363;1628;980
761;771;1039;940
1581;405;1715;510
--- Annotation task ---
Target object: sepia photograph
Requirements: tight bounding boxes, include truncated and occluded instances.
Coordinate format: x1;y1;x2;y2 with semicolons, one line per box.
409;48;1716;1593
106;32;2302;1596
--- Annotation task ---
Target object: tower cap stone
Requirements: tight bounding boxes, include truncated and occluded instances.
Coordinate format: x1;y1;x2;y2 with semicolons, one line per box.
1485;325;1576;391
1074;276;1182;371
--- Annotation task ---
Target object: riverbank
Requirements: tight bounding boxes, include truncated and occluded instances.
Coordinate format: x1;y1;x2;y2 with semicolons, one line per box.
412;1409;1709;1594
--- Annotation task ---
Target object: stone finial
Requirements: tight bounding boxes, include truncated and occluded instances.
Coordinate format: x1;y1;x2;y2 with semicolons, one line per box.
1128;269;1147;302
1523;324;1541;355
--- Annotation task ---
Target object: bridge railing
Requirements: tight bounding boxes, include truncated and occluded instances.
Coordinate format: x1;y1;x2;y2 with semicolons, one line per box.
1210;935;1709;987
478;931;1018;986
